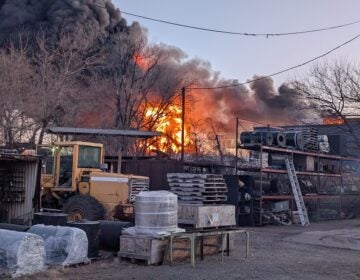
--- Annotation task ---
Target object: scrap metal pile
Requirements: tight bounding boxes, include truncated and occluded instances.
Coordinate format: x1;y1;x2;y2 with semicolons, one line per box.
167;173;228;205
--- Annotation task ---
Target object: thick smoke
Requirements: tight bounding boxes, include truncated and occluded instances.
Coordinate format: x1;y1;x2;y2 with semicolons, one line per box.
184;72;313;132
0;0;313;134
0;0;125;40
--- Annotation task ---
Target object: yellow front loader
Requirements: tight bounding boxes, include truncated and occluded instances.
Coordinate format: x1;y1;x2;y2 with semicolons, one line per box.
38;141;149;221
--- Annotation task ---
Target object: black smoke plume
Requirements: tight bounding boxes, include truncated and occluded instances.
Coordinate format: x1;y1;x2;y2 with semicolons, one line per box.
0;0;314;133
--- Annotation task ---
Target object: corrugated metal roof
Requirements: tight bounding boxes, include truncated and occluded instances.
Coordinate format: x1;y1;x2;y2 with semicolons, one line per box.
47;127;161;138
0;154;39;161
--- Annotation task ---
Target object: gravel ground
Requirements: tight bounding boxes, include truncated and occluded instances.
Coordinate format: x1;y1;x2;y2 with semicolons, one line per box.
18;219;360;280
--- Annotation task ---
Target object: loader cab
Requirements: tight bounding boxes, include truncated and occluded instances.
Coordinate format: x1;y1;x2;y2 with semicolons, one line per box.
38;141;104;191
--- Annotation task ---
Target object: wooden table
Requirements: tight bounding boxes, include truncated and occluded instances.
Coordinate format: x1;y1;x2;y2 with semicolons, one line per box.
168;228;249;267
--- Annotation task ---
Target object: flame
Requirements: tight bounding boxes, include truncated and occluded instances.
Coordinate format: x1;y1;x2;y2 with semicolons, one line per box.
323;117;344;125
133;54;152;71
145;104;193;154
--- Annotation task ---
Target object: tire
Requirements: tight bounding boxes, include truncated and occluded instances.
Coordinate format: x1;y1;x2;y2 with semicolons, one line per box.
63;195;105;221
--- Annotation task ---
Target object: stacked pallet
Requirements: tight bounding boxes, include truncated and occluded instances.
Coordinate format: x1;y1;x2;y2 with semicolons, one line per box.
285;127;318;151
302;127;319;152
167;173;228;205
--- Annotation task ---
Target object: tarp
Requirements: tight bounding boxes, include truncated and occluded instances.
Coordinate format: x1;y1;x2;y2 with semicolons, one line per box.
0;229;46;277
28;225;89;266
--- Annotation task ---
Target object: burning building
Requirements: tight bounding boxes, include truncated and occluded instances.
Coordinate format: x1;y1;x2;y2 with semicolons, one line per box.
0;0;315;157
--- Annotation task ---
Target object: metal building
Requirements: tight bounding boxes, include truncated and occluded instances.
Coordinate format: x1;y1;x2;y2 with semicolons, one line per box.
0;152;40;225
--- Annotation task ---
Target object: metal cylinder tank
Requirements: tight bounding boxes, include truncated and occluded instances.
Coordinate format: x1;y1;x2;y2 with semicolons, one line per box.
135;191;178;234
98;220;132;252
272;131;286;147
67;220;100;258
240;131;273;146
285;131;305;150
33;212;68;226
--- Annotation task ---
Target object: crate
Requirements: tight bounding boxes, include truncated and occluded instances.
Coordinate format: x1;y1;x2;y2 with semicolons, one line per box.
164;233;235;262
118;235;167;265
178;204;236;228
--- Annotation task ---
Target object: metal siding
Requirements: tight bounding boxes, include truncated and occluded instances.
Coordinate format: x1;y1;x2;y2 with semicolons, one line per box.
2;159;39;224
122;159;183;191
317;124;360;157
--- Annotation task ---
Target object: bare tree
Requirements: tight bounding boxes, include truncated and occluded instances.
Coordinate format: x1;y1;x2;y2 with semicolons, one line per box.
91;30;190;156
23;26;103;144
0;42;35;147
292;60;360;147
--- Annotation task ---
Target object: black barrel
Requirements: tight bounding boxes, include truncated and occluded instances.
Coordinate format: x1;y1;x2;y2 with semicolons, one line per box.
285;131;304;150
33;212;68;226
99;220;132;252
240;131;253;144
67;220;100;258
269;154;286;167
0;223;30;232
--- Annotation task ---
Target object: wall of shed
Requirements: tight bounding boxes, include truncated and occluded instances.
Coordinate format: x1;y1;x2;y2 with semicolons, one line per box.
121;159;183;190
0;159;39;225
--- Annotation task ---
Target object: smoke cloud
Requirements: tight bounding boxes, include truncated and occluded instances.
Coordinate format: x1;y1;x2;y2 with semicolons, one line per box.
0;0;314;134
0;0;125;40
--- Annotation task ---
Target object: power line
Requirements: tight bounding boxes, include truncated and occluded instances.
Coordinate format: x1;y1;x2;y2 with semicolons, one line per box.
90;3;360;90
91;3;360;37
120;10;360;37
189;32;360;90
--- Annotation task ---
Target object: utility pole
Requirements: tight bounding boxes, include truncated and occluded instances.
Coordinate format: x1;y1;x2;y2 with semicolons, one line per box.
181;87;185;162
235;117;239;174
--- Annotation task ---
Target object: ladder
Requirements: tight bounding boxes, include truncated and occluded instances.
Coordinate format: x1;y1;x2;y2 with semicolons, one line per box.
284;157;310;226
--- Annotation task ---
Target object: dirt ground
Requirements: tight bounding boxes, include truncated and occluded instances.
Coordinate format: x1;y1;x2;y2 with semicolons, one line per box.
19;219;360;280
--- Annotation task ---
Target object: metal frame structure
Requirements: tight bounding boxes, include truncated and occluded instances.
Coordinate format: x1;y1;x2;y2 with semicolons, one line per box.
234;120;360;226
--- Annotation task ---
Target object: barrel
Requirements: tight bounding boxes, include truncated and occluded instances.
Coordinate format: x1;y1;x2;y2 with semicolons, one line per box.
33;212;68;226
98;220;132;252
0;223;30;232
67;220;100;258
285;131;304;150
272;131;286;147
269;154;287;167
240;131;253;144
135;191;178;234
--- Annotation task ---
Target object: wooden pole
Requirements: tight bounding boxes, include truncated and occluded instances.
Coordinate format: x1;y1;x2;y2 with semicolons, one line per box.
235;118;239;174
181;87;185;162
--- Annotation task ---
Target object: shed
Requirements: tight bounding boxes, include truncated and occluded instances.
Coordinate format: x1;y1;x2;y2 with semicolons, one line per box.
0;152;41;225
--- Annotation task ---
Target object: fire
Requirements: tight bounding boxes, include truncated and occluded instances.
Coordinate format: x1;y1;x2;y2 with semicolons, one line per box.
145;104;193;154
133;53;152;71
323;117;344;125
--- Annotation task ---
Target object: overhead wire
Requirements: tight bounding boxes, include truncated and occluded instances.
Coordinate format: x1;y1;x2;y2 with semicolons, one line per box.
90;3;360;90
120;10;360;37
91;3;360;37
189;32;360;90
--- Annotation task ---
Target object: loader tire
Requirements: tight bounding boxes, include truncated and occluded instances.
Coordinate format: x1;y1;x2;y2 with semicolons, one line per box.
63;195;105;221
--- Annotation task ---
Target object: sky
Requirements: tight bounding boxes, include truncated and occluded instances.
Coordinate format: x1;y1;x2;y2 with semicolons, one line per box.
114;0;360;87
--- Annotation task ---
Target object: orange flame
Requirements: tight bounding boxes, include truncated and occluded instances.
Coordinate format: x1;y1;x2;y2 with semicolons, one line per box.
145;104;193;154
133;54;152;71
323;117;344;125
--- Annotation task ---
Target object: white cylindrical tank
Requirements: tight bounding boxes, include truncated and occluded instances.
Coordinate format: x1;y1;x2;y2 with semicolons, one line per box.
135;191;178;234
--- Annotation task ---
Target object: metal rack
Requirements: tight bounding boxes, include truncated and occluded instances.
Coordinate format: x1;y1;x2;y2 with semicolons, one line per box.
235;143;360;226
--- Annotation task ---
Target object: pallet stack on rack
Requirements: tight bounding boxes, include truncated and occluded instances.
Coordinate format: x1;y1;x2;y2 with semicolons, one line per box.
167;173;228;205
297;127;319;152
